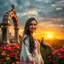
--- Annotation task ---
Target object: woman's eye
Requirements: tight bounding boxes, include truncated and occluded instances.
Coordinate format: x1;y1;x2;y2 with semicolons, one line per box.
34;24;37;26
30;23;37;26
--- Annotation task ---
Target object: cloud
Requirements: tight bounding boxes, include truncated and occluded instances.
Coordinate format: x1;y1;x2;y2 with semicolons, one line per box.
24;10;38;15
56;8;62;10
0;0;64;26
0;0;12;22
51;4;56;6
0;0;64;40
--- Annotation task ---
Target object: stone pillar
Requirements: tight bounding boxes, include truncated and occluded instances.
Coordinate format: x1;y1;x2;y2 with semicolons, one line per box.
2;25;10;44
14;26;20;43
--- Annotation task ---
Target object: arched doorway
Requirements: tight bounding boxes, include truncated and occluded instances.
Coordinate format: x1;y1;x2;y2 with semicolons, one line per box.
1;4;19;44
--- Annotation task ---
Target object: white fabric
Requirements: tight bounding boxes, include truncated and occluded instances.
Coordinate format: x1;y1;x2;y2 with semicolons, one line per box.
20;34;44;64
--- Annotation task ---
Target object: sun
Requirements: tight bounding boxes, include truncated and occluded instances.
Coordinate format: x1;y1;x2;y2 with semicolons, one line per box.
47;34;53;39
44;32;55;40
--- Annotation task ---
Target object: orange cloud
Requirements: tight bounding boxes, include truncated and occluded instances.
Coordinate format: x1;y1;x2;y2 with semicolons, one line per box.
51;4;56;6
56;8;62;10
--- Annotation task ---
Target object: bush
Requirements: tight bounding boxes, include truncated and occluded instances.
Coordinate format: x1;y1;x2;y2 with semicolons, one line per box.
48;47;64;64
0;43;21;64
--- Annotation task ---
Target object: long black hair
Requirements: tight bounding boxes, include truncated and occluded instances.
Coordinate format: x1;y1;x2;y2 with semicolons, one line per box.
23;17;38;53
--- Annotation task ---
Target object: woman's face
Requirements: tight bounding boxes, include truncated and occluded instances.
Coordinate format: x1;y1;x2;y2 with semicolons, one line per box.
29;20;37;33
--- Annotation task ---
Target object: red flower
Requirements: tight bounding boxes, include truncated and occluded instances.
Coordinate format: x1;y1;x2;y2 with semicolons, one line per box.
59;48;64;53
3;46;7;50
0;43;21;63
7;46;13;52
9;53;13;56
52;49;59;55
49;58;53;62
14;45;20;50
58;55;64;59
54;47;58;50
0;58;3;61
13;53;18;60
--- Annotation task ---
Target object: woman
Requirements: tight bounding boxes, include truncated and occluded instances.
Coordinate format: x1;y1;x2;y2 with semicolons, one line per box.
20;18;44;64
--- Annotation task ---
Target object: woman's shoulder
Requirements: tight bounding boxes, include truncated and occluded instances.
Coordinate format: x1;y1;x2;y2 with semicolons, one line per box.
23;34;28;37
22;34;29;40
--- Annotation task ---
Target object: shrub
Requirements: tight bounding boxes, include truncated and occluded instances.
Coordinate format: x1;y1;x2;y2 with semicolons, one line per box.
0;43;21;64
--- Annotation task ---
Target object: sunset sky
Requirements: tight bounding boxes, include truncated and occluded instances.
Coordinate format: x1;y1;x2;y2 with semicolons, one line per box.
0;0;64;40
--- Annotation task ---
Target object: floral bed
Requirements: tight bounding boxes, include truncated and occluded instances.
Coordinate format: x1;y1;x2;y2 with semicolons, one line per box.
0;43;21;64
0;42;64;64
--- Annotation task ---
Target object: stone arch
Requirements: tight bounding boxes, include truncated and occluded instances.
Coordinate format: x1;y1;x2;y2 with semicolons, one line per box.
1;4;19;44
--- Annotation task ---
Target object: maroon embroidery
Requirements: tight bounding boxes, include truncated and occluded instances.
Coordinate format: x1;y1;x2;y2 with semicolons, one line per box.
32;58;38;64
20;56;38;64
20;56;24;62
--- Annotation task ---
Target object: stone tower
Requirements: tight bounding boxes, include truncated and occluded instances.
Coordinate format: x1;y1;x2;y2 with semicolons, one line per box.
1;4;19;44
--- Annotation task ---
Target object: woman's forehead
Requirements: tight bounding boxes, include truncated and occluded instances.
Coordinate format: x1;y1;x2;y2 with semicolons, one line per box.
30;20;37;23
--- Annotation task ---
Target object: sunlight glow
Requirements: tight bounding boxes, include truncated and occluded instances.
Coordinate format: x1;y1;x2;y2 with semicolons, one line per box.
9;26;64;40
47;34;53;38
44;32;55;40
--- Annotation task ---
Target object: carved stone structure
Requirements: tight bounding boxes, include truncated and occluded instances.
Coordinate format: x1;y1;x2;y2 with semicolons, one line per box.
1;4;19;44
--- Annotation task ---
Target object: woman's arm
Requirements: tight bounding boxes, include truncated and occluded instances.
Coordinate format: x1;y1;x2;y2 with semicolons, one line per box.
22;35;34;62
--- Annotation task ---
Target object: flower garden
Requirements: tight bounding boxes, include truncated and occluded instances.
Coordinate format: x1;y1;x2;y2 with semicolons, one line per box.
40;40;64;64
0;43;21;64
0;40;64;64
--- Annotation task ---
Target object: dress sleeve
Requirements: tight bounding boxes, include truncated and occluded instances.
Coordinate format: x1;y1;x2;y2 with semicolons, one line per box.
21;35;34;63
24;38;34;61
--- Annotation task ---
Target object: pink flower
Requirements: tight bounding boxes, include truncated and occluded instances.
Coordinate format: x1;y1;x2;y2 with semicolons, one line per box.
14;45;20;50
59;48;64;53
54;47;58;50
9;53;13;56
48;56;51;58
52;50;59;55
0;58;3;61
13;53;18;60
58;55;64;59
49;58;53;62
3;46;7;50
7;46;13;52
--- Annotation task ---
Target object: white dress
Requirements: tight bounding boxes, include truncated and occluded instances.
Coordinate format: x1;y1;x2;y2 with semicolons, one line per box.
20;34;44;64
